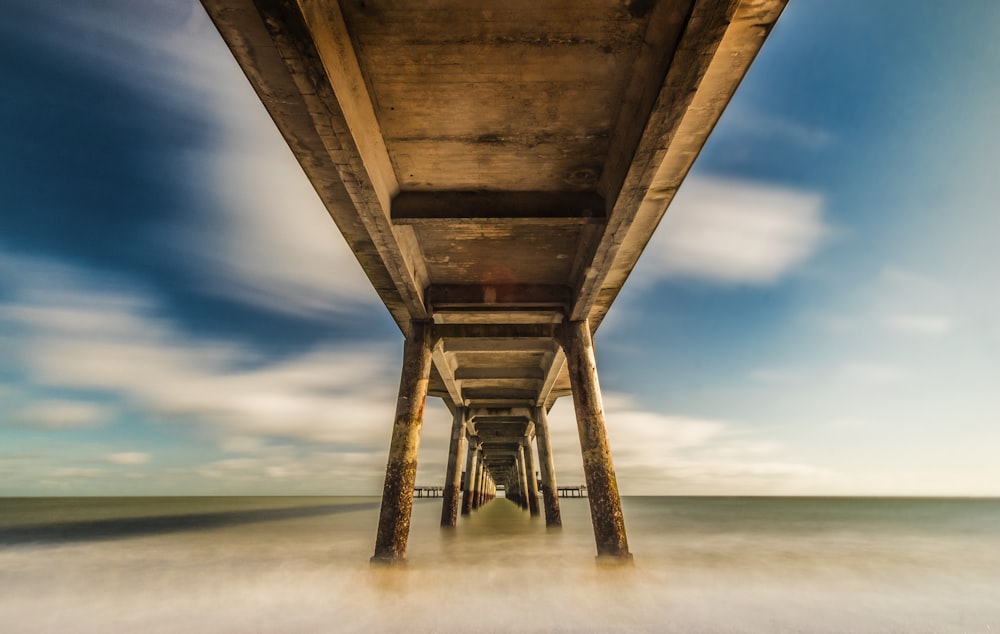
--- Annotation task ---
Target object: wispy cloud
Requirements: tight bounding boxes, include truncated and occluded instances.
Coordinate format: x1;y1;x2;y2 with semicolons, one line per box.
882;314;953;336
635;176;827;285
107;452;151;466
20;0;377;317
724;106;836;151
0;252;397;456
749;368;803;385
546;393;831;495
842;363;905;385
9;401;113;430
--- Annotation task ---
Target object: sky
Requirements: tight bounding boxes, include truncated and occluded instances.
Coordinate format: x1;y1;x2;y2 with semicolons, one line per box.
1;0;998;497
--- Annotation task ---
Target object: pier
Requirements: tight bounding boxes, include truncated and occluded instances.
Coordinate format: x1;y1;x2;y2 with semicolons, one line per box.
202;0;786;565
413;486;444;499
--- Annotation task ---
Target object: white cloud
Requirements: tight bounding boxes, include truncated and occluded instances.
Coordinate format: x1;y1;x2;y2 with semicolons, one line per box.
725;106;836;151
0;253;398;456
749;368;803;384
23;1;377;317
882;314;953;336
545;393;832;495
636;176;827;285
11;401;113;429
51;467;105;478
842;363;905;385
108;452;151;465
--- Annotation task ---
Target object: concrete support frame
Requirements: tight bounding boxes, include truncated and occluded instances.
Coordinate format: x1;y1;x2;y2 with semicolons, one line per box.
371;321;434;565
523;435;541;516
461;440;479;515
440;407;467;527
534;407;562;526
560;319;632;562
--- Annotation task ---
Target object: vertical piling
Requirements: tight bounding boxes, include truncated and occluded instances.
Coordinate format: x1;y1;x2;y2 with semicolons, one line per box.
561;319;632;562
517;445;530;510
440;407;467;527
371;320;433;565
478;464;488;507
461;440;478;515
471;452;484;510
523;435;541;516
534;407;562;526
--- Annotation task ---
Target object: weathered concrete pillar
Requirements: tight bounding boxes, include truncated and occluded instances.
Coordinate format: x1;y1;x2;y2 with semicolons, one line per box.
371;320;433;565
517;445;530;511
560;319;632;562
523;435;541;516
461;439;479;515
478;464;489;507
534;407;562;526
471;451;484;510
440;406;467;527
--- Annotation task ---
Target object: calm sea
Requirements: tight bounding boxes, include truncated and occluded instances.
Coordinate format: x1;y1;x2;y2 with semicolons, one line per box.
1;496;998;632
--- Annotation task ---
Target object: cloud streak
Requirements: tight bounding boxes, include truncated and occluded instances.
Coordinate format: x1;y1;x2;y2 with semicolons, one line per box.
19;0;377;318
635;176;827;285
0;252;397;455
546;394;831;495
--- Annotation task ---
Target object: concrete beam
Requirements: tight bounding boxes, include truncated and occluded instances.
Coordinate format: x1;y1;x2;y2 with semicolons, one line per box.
430;340;463;407
537;347;566;408
391;191;606;225
454;367;545;381
427;285;572;311
573;0;789;325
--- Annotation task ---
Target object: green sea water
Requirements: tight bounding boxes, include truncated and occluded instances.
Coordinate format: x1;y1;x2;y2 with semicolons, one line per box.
1;496;998;632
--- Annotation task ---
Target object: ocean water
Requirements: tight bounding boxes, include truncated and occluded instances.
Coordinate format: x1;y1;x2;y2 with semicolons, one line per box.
1;496;998;632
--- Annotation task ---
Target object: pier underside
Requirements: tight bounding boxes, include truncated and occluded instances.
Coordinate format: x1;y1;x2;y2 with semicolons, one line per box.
202;0;786;563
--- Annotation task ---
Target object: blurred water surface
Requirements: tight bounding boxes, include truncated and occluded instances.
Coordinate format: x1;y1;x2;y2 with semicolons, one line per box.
1;496;997;632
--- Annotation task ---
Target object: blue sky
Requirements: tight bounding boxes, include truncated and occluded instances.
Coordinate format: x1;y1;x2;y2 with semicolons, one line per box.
2;0;998;496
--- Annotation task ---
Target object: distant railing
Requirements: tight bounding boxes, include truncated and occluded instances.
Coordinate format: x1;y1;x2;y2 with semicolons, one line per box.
413;486;444;498
557;485;587;498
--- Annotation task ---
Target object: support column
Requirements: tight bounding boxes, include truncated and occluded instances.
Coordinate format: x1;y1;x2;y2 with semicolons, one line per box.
517;445;530;510
471;451;484;510
478;464;488;507
461;439;479;515
371;320;433;565
523;435;541;516
440;406;467;527
534;406;562;526
561;319;632;562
